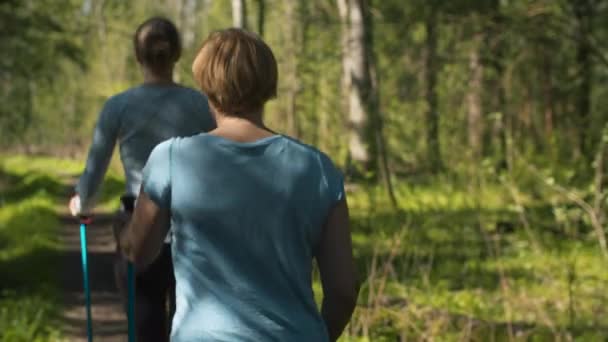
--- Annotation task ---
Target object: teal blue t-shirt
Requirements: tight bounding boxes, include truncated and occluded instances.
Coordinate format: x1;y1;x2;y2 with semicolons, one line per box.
142;134;344;341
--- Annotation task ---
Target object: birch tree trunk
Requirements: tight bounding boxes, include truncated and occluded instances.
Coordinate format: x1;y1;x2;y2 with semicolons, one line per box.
284;0;300;137
232;0;247;29
346;0;373;170
180;0;197;49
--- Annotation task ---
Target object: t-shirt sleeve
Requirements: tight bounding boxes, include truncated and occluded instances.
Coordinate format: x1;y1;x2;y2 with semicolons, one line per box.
142;139;174;208
319;152;345;205
76;95;122;209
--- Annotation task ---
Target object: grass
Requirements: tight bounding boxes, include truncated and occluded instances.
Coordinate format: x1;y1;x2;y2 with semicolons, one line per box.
0;195;63;342
1;154;607;341
0;157;67;341
332;176;608;341
0;155;123;342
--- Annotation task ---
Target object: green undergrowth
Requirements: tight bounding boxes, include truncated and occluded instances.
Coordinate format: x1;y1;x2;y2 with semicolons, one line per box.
2;154;607;341
0;155;123;341
0;156;66;341
0;194;63;341
329;177;608;341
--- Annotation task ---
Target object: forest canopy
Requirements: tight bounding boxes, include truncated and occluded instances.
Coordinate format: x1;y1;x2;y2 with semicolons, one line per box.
2;0;608;180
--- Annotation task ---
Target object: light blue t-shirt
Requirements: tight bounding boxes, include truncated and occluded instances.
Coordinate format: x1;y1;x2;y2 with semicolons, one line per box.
76;84;215;209
142;134;344;341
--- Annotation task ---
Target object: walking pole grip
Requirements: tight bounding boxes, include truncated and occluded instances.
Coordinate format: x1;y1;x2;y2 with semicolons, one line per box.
79;215;94;342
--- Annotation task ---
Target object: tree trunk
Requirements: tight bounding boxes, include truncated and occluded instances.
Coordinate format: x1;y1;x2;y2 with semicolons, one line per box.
284;0;300;137
317;78;328;151
180;0;197;49
489;3;508;171
232;0;247;29
574;0;593;160
346;0;374;171
337;0;350;116
542;51;554;145
425;5;441;172
467;34;484;160
256;0;265;36
173;0;197;83
496;61;510;171
366;4;398;208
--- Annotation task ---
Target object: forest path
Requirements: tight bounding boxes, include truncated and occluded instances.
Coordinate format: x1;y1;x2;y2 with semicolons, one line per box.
59;212;127;342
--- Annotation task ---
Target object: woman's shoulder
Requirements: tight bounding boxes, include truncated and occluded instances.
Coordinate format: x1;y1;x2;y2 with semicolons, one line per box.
280;136;344;197
281;135;323;155
148;136;199;163
101;87;134;108
167;134;212;150
102;86;150;111
280;136;339;169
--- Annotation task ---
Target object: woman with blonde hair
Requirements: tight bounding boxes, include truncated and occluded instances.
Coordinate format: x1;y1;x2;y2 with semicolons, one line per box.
121;28;358;341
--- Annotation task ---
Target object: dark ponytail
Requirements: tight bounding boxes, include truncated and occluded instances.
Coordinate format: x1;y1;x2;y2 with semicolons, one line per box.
134;17;181;72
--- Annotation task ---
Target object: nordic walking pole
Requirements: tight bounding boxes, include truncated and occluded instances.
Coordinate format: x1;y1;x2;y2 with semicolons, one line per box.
79;215;94;342
127;261;136;342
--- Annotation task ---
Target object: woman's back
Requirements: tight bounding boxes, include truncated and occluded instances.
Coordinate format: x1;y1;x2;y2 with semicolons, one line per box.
143;134;344;341
77;84;214;202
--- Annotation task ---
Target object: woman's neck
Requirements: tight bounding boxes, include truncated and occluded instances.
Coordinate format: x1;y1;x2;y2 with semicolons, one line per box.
142;67;174;85
211;108;275;142
215;113;265;130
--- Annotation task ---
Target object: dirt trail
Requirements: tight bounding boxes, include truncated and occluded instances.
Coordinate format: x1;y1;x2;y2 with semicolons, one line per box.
59;213;127;341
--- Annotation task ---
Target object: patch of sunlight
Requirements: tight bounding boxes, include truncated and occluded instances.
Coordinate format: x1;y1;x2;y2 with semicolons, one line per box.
0;166;63;342
0;194;59;260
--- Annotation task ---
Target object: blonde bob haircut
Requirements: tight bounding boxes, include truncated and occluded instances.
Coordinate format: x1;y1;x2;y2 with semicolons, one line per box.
192;28;278;116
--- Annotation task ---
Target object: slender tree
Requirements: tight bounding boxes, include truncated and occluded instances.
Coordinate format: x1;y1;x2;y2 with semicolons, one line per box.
232;0;247;29
486;0;509;170
573;0;594;160
541;40;555;146
467;31;484;160
424;3;442;172
284;0;301;137
256;0;265;36
337;0;351;118
365;0;398;207
339;0;376;173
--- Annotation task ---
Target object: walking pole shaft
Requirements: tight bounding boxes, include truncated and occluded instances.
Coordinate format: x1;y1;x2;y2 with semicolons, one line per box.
79;216;93;342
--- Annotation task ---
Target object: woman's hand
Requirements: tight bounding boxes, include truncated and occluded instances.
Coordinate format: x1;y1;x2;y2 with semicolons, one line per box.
68;195;82;217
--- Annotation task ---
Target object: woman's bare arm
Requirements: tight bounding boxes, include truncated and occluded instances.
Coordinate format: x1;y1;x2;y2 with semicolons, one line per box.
119;188;170;269
316;197;359;341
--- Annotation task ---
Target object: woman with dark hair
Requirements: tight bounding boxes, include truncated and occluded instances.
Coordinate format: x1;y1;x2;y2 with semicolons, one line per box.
120;28;359;341
68;17;214;342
